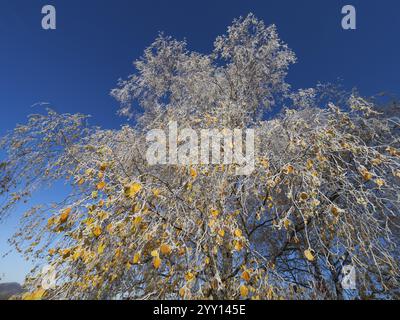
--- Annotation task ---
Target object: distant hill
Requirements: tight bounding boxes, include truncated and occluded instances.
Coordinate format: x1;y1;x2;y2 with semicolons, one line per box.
0;283;24;300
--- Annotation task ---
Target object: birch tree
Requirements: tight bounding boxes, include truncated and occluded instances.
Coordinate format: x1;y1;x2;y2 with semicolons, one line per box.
1;14;399;300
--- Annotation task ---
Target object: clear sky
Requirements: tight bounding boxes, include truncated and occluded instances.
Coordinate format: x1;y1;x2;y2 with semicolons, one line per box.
0;0;399;283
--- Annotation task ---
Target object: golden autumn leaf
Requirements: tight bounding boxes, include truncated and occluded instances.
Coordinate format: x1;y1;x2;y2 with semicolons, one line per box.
371;157;383;166
97;181;106;190
61;248;71;259
185;271;195;282
151;249;159;257
60;207;71;223
93;226;102;237
23;288;46;300
115;248;122;259
210;208;220;217
190;167;198;178
359;167;373;181
240;285;249;297
375;178;385;187
47;216;56;228
179;287;186;297
331;206;342;217
285;164;294;175
218;229;225;237
283;218;291;230
98;242;106;255
304;249;315;262
234;229;242;237
386;146;399;157
125;182;142;198
133;216;143;225
72;249;82;261
153;256;161;269
234;240;243;251
160;243;172;255
133;252;140;264
306;159;314;170
241;270;251;282
106;223;113;233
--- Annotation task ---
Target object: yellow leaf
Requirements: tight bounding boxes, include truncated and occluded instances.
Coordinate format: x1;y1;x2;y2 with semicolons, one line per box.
125;182;142;198
234;229;242;237
77;178;85;185
359;167;373;181
371;158;382;166
285;164;294;175
160;243;172;255
47;216;56;228
185;271;195;282
190;167;197;178
179;287;186;297
133;252;140;264
283;218;291;230
234;240;243;251
218;229;225;237
23;288;46;300
304;249;315;262
93;226;102;237
72;249;82;261
204;257;210;265
99;162;108;171
133;216;143;225
375;178;385;187
151;250;159;257
241;270;251;282
97;181;106;190
331;206;341;217
153;256;161;269
60;208;71;223
98;242;106;255
106;223;113;233
61;248;71;258
306;159;313;170
240;285;249;298
210;209;220;217
386;146;399;157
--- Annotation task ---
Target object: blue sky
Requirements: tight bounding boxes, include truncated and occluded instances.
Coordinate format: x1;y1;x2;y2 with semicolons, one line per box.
0;0;399;283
